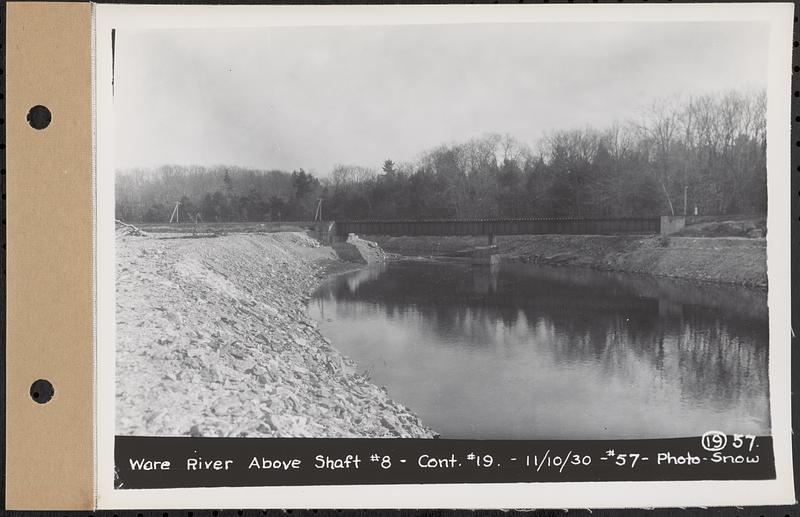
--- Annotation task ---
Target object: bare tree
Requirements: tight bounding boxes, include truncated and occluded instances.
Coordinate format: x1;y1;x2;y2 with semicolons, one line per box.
635;97;683;215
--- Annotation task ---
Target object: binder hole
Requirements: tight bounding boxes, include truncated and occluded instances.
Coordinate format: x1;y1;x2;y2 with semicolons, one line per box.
27;105;52;130
29;379;54;404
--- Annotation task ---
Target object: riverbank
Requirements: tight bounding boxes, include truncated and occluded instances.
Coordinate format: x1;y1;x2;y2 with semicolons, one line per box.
115;229;435;438
369;234;767;287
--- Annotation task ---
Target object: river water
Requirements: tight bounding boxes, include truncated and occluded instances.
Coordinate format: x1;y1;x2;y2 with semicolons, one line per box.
308;260;770;439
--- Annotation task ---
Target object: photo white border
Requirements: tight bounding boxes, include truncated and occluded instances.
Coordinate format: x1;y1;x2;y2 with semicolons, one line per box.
94;3;796;509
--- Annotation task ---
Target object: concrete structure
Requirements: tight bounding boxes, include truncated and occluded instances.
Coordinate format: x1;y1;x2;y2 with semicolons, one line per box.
659;215;686;236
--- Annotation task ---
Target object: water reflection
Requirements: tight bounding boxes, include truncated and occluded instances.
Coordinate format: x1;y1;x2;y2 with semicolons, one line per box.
309;260;770;439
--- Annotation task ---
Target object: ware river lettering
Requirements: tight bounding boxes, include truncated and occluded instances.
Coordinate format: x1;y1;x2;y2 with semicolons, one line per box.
127;455;363;471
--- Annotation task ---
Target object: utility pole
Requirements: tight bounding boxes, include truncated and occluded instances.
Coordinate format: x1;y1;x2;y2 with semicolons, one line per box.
169;200;181;223
683;186;688;216
314;198;323;222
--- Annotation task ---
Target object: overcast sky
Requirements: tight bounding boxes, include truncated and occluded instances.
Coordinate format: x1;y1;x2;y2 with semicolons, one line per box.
114;21;768;176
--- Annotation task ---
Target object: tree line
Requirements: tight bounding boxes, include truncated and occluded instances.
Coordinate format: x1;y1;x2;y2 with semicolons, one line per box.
115;89;766;224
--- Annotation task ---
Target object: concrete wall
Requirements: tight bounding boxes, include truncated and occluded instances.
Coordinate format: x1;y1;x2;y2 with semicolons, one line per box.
331;241;367;264
660;215;686;236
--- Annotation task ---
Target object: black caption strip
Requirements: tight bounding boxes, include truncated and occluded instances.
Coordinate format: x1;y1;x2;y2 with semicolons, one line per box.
115;434;774;489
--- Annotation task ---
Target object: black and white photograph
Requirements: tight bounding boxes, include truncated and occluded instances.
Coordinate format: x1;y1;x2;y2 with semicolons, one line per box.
94;3;794;508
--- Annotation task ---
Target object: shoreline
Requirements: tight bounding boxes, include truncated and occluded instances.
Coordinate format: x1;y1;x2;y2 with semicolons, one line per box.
372;253;768;293
368;234;767;288
497;254;768;291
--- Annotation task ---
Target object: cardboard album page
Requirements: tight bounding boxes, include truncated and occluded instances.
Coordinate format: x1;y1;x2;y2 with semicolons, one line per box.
8;1;798;510
6;2;94;510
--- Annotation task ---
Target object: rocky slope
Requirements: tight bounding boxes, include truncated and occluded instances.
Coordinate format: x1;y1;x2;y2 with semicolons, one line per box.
115;230;434;438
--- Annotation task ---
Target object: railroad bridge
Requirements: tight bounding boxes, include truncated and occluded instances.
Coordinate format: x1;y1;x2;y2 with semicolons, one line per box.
332;216;683;244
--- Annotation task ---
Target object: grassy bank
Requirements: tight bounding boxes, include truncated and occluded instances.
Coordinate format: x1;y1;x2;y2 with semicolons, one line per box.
115;229;434;438
369;234;767;288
